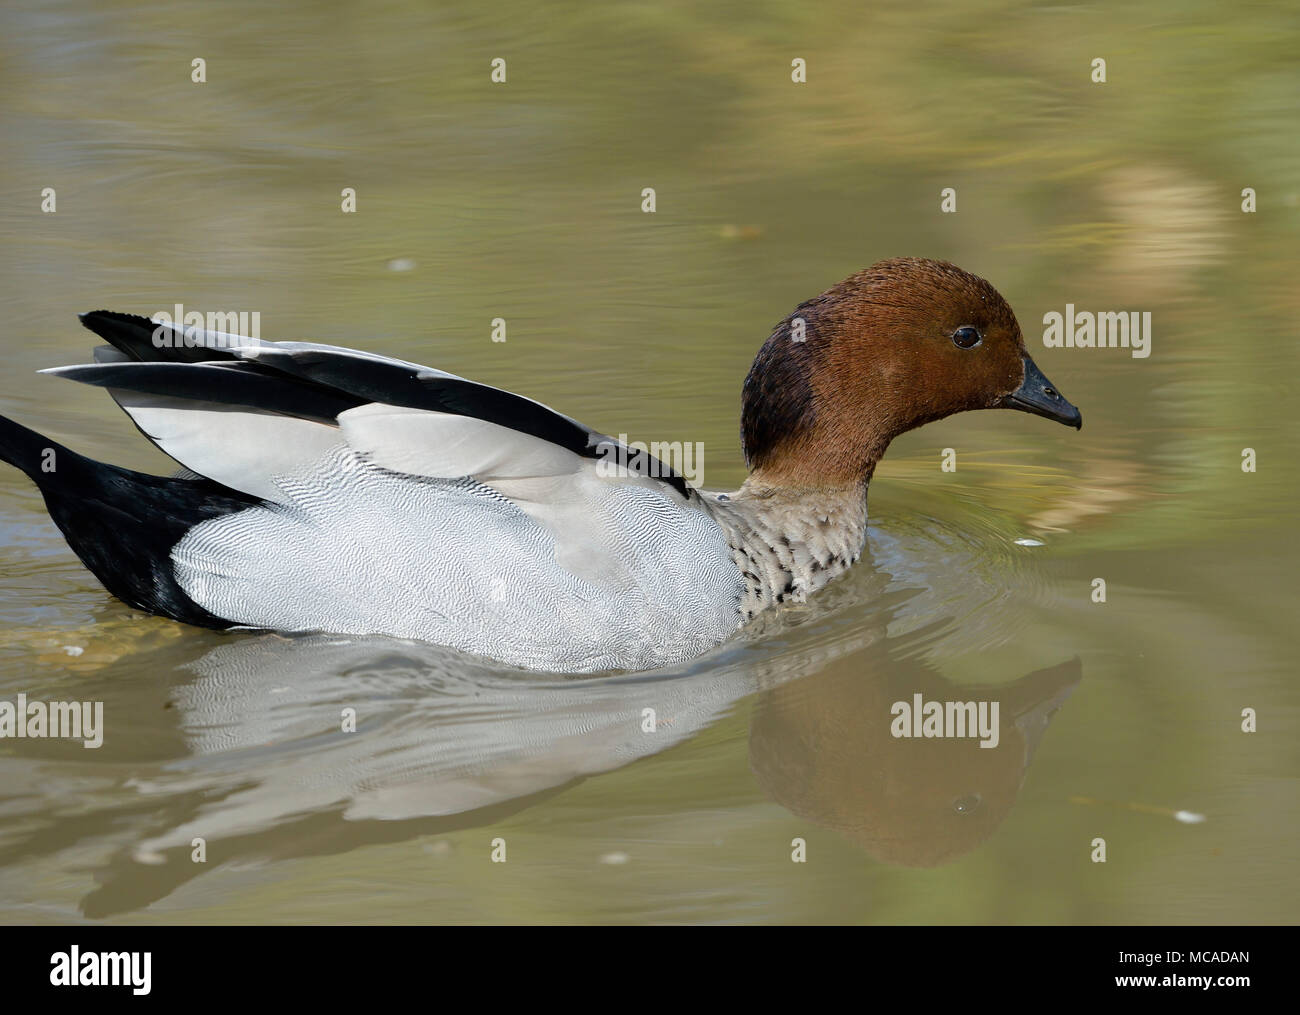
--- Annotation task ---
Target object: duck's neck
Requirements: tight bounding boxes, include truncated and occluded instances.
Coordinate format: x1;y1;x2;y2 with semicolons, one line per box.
701;475;870;619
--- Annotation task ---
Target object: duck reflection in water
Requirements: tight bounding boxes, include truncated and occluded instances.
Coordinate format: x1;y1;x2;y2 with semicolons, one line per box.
750;655;1078;868
0;560;1079;917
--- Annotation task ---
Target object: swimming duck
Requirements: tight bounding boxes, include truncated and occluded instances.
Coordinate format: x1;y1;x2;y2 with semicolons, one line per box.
0;258;1080;673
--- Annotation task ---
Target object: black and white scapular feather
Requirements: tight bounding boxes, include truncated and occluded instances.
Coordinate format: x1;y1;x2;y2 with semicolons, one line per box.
0;312;757;672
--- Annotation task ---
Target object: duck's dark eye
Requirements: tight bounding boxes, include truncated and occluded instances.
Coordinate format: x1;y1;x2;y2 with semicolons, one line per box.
952;326;982;349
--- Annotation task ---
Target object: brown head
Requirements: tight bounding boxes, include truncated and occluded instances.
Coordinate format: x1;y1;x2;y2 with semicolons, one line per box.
741;258;1081;488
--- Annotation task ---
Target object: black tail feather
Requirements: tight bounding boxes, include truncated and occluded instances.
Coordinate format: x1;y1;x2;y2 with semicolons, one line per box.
0;413;256;627
78;310;246;363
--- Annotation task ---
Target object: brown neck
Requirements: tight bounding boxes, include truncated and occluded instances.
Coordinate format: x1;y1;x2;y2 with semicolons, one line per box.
744;427;892;490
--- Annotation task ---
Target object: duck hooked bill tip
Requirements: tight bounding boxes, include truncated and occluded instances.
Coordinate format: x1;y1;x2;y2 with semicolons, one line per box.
997;356;1082;430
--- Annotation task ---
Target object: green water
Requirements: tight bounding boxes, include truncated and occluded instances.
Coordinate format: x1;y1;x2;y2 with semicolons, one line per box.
0;0;1296;923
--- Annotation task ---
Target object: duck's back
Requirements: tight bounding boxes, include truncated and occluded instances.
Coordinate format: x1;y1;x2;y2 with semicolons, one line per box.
24;312;744;672
174;441;744;673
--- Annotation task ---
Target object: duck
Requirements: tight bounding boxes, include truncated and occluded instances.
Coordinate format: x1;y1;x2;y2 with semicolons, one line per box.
0;258;1081;673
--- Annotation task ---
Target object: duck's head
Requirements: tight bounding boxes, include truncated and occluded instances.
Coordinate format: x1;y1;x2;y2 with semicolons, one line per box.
741;257;1081;488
